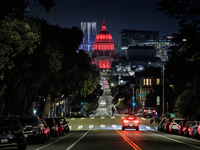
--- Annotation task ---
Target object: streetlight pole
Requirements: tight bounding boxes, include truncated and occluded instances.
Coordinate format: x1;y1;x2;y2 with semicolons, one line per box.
162;65;165;117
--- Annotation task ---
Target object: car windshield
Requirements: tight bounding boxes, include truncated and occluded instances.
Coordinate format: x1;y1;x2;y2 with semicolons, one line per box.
0;120;20;130
18;118;37;126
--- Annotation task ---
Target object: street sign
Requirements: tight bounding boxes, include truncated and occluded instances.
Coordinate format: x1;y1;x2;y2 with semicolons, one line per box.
174;107;179;114
138;94;145;96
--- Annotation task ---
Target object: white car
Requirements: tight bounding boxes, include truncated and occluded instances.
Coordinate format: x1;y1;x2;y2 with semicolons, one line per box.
168;118;182;134
188;121;200;138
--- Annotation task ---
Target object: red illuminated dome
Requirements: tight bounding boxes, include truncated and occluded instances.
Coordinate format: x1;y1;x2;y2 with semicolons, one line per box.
94;19;114;51
95;19;113;43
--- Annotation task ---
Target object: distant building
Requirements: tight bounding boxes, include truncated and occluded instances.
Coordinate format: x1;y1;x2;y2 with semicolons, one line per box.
79;22;97;52
127;45;156;62
120;29;159;51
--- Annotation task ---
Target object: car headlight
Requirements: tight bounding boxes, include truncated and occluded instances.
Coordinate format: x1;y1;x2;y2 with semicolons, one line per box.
51;126;55;130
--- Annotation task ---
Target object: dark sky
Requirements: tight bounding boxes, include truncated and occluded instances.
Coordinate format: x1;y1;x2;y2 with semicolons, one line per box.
27;0;180;43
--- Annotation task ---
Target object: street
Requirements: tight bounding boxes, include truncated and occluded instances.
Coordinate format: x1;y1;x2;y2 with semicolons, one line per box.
15;114;200;150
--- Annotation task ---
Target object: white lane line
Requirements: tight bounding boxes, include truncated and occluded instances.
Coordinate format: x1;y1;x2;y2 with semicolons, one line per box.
71;118;75;120
78;125;83;130
69;126;72;130
36;132;75;150
141;118;146;120
146;126;151;129
149;132;200;149
90;117;95;119
112;125;117;128
121;117;125;119
111;116;115;119
66;129;91;150
80;117;85;119
100;117;105;119
89;125;94;129
100;124;105;128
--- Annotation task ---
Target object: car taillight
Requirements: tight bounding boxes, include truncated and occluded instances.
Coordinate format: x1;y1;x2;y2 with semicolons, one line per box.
134;120;140;124
152;110;156;113
144;110;147;112
123;119;129;123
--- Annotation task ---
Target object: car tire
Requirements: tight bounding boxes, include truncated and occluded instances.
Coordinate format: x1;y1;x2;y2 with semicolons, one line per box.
136;127;139;131
122;127;125;130
18;138;27;150
66;127;70;133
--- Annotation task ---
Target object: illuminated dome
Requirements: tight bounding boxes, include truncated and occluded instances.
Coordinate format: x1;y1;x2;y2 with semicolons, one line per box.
95;19;113;43
94;19;114;51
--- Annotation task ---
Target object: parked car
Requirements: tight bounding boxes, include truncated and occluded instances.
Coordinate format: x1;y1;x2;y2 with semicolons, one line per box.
40;119;51;140
182;121;196;136
0;115;27;150
188;121;199;138
52;118;64;136
18;116;46;143
58;117;70;133
70;107;84;117
168;118;182;134
177;118;187;135
142;107;156;118
45;118;59;137
157;118;167;131
164;118;174;133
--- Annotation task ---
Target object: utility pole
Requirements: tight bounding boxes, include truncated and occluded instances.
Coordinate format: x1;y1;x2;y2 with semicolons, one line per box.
162;65;165;117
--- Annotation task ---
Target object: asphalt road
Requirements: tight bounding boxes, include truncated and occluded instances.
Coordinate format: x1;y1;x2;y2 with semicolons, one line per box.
3;114;200;150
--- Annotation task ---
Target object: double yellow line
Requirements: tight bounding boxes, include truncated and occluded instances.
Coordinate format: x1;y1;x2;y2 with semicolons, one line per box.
115;129;142;150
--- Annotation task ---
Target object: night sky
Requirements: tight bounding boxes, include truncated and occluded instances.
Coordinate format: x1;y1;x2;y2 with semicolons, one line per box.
27;0;180;43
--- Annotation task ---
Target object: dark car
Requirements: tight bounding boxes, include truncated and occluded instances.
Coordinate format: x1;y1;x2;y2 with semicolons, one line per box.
45;118;59;137
157;118;167;131
18;116;46;143
177;119;187;135
58;117;70;133
142;107;156;118
52;118;64;136
0;115;27;150
164;118;174;133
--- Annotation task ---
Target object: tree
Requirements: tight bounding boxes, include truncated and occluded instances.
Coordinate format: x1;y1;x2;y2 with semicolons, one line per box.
157;0;200;61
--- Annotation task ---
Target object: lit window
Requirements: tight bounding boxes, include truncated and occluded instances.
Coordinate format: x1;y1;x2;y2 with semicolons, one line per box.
157;78;160;85
143;79;145;85
144;78;151;86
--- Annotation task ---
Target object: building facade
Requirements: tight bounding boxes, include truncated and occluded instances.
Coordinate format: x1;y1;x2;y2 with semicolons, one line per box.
79;22;97;52
92;19;116;70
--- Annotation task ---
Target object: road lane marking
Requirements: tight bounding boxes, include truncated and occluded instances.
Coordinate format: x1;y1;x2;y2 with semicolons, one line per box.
36;132;75;150
115;129;142;150
145;126;151;129
100;124;105;128
121;116;125;119
111;116;115;119
149;132;200;149
141;118;146;120
112;125;117;128
78;125;83;130
71;118;75;120
66;129;91;150
101;117;105;119
80;117;85;119
89;125;94;129
90;117;95;119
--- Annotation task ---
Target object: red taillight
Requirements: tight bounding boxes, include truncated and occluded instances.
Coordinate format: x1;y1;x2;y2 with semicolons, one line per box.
134;120;140;124
152;110;156;113
144;110;147;112
123;119;129;123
